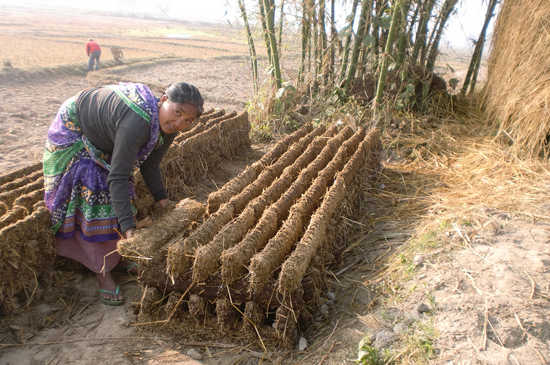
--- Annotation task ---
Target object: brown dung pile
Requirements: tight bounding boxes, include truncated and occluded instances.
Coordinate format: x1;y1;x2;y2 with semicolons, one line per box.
128;123;382;348
0;162;54;316
482;0;550;158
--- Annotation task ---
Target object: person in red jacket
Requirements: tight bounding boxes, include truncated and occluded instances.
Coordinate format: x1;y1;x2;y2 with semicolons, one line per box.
86;39;102;72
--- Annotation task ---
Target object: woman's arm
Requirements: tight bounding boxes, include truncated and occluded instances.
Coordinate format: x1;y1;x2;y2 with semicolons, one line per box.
108;118;150;234
139;132;178;207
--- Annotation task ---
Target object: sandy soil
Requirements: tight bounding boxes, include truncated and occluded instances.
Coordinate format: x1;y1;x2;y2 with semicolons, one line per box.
2;7;550;365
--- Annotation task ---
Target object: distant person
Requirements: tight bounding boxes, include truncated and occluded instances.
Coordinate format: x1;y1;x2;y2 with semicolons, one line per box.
110;46;124;61
43;82;204;306
86;38;101;71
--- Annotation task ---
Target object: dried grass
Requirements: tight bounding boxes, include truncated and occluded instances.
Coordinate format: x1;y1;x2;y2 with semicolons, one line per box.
357;107;550;302
483;0;550;158
388;115;550;224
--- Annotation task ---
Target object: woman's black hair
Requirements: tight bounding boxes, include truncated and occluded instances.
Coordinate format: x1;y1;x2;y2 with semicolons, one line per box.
163;82;204;117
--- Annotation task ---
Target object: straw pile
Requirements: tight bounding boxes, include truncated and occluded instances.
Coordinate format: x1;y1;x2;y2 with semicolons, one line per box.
128;123;382;347
133;108;252;216
483;0;550;158
0;162;54;316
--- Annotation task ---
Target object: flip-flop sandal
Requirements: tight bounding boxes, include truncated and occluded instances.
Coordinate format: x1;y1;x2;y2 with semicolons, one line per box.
114;260;139;274
99;286;124;306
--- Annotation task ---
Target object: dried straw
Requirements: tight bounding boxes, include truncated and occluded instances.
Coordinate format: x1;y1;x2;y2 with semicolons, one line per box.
483;0;550;158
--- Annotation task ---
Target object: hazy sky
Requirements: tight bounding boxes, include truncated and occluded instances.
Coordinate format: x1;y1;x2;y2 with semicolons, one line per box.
0;0;497;51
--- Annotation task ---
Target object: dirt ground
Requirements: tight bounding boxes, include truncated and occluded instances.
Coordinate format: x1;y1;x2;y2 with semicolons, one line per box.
2;7;550;365
0;56;253;175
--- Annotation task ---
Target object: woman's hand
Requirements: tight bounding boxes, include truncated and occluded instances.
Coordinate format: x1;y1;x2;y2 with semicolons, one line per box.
124;228;135;239
158;199;176;211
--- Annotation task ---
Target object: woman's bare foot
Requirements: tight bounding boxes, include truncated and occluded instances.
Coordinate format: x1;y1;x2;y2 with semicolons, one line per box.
96;271;124;302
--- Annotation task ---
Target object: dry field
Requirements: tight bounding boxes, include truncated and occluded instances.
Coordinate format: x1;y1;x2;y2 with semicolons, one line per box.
0;5;250;68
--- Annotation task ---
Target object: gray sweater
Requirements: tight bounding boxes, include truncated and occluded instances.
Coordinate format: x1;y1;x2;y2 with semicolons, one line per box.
76;87;176;233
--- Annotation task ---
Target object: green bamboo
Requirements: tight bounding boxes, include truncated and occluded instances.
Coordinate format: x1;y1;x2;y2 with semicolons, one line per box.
395;0;412;68
407;0;421;45
423;0;458;101
374;0;403;121
421;14;440;67
338;0;359;82
263;0;282;89
327;0;336;81
277;0;285;49
371;0;387;73
298;0;312;84
410;0;435;65
461;0;499;95
238;0;259;92
258;0;273;67
312;5;320;92
317;0;327;81
344;0;374;91
357;45;367;78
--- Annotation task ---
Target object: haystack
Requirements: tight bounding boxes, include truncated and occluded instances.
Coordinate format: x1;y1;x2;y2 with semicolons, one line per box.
483;0;550;158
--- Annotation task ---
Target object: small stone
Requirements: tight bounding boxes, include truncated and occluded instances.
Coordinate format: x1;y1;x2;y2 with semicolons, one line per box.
372;330;395;350
298;336;308;351
327;292;336;301
417;303;430;313
393;323;408;334
36;304;53;316
413;255;424;266
378;184;386;190
186;348;203;360
418;273;426;279
319;303;329;317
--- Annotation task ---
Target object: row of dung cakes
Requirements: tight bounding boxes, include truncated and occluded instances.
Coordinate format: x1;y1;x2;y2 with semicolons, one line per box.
0;162;55;316
0;107;251;316
133;108;251;217
118;122;382;348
